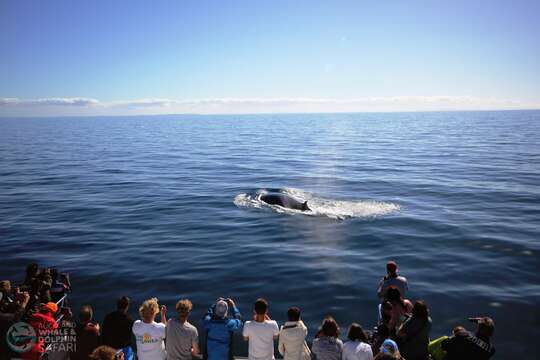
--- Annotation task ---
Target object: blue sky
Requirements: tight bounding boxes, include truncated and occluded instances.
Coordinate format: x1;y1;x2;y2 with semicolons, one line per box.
1;0;539;115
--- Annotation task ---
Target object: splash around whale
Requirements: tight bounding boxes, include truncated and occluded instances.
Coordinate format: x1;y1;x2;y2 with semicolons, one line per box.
234;188;400;220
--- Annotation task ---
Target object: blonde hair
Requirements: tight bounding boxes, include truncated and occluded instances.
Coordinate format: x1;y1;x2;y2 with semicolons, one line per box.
89;345;116;360
176;299;193;314
139;297;160;319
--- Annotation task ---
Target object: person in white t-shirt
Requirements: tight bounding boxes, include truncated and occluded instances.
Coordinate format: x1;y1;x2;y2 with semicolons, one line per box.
243;298;280;360
132;297;168;360
342;323;373;360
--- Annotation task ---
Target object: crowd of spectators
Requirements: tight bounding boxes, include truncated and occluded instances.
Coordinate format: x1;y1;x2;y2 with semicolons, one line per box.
1;263;71;360
0;261;495;360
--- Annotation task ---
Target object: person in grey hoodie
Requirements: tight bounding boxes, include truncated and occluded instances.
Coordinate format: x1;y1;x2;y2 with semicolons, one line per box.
311;316;343;360
278;307;308;360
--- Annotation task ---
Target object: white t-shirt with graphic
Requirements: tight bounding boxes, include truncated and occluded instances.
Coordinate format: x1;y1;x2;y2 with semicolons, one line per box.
133;320;166;360
243;320;280;360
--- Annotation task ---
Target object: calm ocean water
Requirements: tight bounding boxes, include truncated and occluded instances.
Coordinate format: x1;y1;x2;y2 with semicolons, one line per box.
1;111;539;358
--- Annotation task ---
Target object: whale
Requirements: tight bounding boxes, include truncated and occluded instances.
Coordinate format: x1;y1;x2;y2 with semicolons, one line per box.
259;193;311;211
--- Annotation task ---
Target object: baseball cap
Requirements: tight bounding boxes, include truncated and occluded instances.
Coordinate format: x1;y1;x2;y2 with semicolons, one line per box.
380;339;399;355
42;302;58;314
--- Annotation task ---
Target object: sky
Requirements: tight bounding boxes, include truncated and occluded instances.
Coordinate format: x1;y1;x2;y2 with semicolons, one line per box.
1;0;539;116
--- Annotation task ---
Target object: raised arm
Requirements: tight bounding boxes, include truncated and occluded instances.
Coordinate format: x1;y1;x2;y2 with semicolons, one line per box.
377;277;385;299
0;292;29;322
226;299;243;331
202;304;215;329
160;305;168;325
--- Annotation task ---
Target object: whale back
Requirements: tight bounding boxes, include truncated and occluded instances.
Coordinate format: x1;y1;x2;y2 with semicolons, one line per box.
260;193;308;211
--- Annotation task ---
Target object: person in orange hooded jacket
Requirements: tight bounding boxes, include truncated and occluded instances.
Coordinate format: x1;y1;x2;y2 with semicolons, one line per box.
22;302;59;360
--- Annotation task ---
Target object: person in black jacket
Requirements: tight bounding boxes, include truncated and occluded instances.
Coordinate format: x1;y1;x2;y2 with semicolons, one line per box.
397;300;432;360
441;317;495;360
72;305;101;360
101;296;135;360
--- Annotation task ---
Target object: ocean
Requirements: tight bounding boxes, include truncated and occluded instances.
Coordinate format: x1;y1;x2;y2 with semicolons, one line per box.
1;111;539;358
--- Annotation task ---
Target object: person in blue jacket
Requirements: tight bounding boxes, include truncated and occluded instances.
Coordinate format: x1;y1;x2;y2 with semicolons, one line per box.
203;297;242;360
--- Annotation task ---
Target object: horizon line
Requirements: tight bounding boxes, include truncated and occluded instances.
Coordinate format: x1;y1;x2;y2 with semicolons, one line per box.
1;96;540;117
1;108;539;119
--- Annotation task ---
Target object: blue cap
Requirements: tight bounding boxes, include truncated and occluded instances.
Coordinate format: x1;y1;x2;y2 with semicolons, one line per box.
380;339;399;354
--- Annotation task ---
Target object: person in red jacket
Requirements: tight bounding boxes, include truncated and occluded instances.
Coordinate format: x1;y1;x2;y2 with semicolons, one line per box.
22;302;59;360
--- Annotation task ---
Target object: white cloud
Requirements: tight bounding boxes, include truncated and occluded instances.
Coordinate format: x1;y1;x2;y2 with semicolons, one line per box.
1;96;538;116
0;97;100;107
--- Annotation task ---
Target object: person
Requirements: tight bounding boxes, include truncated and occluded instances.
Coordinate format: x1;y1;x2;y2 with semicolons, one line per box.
72;305;101;360
132;297;167;360
166;298;200;360
21;264;44;312
23;263;40;287
243;298;280;360
382;286;412;334
36;267;53;304
0;280;31;360
22;302;60;360
311;316;343;360
203;297;242;360
428;327;464;360
342;323;373;360
370;324;390;358
278;307;308;360
377;301;393;330
374;339;403;360
102;296;135;360
89;345;124;360
397;300;432;360
49;268;71;303
441;317;495;359
377;261;408;301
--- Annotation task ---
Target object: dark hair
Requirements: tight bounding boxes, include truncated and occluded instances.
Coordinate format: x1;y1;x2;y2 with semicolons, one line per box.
385;286;405;307
386;261;397;274
79;305;93;323
376;355;395;360
117;296;130;310
385;286;402;302
321;316;340;338
377;324;390;339
254;298;268;315
347;323;368;342
412;300;429;321
453;326;466;336
477;317;495;339
26;263;39;277
287;307;301;322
